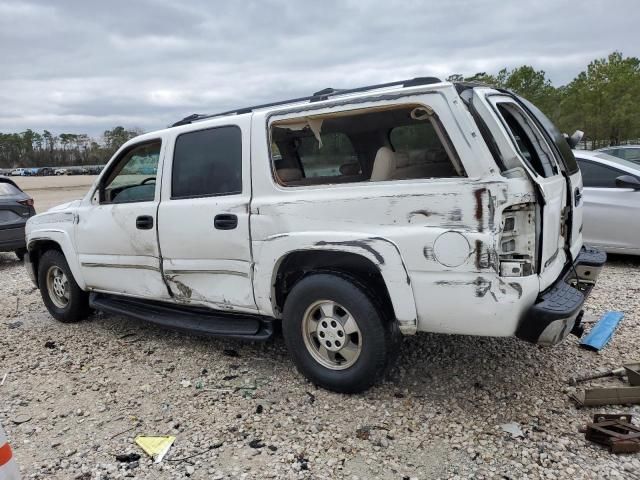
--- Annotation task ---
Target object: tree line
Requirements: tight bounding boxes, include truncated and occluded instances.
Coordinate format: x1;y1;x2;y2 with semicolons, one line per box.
0;126;142;169
2;51;639;169
447;51;640;149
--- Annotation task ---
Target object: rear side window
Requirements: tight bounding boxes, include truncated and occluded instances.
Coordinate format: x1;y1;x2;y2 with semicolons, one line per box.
172;126;242;199
0;182;21;196
576;159;626;188
270;105;464;187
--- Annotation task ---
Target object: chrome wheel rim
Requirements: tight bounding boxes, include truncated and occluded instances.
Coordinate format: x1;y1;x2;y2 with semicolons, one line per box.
46;265;69;309
302;300;362;370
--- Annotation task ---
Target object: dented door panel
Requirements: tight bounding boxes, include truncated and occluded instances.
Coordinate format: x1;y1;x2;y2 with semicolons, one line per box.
157;115;258;313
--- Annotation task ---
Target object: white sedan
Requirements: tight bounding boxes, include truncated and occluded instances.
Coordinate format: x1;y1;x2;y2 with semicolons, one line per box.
574;150;640;255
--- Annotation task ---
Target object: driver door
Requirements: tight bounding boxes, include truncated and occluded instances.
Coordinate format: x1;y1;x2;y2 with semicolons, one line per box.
74;139;170;299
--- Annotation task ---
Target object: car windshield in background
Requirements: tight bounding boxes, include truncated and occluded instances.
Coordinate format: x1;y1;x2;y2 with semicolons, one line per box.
592;152;640;171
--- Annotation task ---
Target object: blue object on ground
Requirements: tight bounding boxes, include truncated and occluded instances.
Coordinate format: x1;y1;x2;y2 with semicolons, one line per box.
580;311;624;351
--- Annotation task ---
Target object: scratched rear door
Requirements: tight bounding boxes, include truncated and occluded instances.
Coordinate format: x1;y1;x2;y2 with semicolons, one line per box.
472;90;568;289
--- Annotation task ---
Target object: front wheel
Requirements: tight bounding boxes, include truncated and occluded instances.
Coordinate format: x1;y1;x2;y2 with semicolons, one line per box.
38;250;89;323
282;273;398;393
14;248;26;261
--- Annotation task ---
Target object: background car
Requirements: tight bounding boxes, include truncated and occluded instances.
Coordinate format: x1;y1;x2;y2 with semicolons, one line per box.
9;168;26;176
0;176;36;260
596;145;640;165
574;150;640;255
54;168;68;175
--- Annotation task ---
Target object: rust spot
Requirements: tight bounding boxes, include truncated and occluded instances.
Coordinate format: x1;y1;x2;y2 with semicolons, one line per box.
509;282;523;299
434;277;491;298
448;208;462;222
166;275;193;299
473;276;491;297
474;188;486;232
423;246;434;261
474;240;483;269
408;209;433;222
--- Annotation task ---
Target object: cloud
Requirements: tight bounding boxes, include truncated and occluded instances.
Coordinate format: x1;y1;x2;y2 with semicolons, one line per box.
0;0;638;137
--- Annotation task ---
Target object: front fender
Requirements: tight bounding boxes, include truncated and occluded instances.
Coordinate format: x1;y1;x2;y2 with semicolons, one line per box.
253;232;418;334
27;228;85;290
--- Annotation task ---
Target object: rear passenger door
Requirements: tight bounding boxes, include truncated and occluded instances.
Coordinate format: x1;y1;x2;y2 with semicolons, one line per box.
157;117;257;312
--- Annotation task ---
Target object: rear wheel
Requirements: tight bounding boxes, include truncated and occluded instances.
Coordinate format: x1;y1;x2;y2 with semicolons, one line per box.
14;248;26;261
38;250;89;323
282;273;398;393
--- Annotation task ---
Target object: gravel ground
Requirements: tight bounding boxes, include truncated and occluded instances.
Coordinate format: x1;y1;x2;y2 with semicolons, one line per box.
1;251;639;480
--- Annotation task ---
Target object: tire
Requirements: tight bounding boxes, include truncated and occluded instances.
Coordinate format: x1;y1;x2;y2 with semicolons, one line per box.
38;250;89;323
14;248;26;261
282;273;398;393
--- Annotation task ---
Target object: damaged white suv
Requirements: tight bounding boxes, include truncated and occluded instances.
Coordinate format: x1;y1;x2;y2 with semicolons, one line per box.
25;77;605;392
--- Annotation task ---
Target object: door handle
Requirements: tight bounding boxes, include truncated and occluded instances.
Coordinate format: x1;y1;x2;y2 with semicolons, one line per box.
214;214;238;230
136;215;154;230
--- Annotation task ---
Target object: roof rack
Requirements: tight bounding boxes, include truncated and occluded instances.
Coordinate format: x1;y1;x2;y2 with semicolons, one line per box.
171;76;442;127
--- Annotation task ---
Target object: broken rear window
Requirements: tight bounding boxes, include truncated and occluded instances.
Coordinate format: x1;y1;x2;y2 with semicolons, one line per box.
270;104;464;187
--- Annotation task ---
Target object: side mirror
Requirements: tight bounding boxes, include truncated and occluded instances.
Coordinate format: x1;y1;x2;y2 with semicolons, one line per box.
564;130;584;149
615;175;640;190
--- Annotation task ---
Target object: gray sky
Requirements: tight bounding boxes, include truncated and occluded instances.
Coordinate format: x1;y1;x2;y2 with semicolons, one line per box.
1;0;638;137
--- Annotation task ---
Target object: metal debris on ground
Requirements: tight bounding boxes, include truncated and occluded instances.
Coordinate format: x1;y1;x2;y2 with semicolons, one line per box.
581;414;640;454
570;361;640;406
572;386;640;407
579;311;624;351
568;367;627;386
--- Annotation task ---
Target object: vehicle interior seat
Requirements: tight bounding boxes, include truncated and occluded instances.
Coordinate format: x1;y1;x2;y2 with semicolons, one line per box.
370;146;396;181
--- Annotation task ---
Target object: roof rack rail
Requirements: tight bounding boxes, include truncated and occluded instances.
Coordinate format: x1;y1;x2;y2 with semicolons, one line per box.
170;76;442;127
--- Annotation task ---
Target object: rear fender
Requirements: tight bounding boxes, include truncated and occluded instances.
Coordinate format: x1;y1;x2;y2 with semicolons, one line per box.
253;233;418;334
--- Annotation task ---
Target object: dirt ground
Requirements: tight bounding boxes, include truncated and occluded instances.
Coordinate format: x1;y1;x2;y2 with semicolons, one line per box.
1;180;639;479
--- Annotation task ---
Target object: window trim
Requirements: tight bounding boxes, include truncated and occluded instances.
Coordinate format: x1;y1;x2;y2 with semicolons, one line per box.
170;124;243;200
494;101;558;178
268;103;465;188
98;139;162;205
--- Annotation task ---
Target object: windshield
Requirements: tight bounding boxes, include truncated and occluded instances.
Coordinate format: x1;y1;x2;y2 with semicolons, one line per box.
515;95;579;174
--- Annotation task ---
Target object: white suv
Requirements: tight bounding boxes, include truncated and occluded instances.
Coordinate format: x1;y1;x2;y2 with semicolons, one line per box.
25;78;605;392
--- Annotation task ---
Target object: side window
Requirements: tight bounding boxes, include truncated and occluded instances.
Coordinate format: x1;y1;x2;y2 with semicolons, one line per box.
496;103;557;178
296;133;359;178
270;105;463;187
577;160;625;188
172;126;242;199
102;141;161;204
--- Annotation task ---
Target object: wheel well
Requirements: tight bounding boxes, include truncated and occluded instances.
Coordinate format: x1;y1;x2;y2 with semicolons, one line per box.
274;250;396;321
28;240;63;286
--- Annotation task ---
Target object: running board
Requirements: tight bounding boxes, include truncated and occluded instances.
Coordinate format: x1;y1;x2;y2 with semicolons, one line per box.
89;293;274;341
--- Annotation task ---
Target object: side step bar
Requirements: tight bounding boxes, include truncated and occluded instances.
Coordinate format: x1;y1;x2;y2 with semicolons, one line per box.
89;293;274;341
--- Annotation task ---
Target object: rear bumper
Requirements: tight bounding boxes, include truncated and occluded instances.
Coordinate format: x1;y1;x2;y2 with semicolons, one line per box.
516;246;606;346
0;225;26;251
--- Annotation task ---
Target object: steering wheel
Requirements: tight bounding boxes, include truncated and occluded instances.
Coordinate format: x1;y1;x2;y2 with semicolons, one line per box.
140;177;156;185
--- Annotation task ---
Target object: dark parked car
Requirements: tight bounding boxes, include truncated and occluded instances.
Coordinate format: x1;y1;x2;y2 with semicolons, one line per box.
0;176;35;260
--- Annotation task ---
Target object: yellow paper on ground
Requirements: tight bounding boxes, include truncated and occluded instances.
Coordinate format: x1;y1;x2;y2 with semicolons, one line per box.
135;435;176;463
